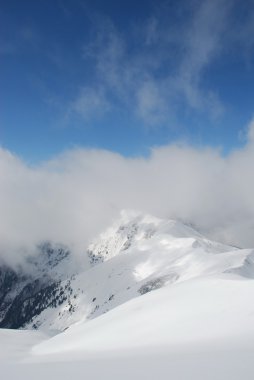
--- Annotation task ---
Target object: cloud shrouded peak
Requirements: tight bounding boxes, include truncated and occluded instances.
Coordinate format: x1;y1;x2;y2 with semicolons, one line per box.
1;118;254;265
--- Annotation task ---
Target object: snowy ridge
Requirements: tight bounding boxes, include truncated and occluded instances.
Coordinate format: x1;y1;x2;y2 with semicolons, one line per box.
87;210;231;265
23;210;254;331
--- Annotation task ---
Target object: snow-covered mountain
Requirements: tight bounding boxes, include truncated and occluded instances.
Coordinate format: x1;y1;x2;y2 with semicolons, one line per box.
1;211;254;379
0;210;253;332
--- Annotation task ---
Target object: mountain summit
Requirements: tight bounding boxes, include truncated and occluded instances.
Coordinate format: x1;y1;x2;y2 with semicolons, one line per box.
0;211;253;331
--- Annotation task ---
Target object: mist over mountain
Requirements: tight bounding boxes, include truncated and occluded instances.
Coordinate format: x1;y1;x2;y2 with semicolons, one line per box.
2;121;254;267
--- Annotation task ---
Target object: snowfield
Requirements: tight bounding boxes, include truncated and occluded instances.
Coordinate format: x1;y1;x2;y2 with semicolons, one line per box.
1;212;254;379
1;275;254;379
33;275;254;354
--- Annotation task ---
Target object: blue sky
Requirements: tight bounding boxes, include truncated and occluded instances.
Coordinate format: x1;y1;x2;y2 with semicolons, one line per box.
1;0;254;162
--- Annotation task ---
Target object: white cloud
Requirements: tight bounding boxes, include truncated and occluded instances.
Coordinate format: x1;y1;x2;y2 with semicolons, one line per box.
247;117;254;142
136;80;169;125
1;119;254;265
69;86;110;121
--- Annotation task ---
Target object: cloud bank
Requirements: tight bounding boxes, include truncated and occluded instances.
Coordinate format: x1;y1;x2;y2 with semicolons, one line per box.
1;119;254;265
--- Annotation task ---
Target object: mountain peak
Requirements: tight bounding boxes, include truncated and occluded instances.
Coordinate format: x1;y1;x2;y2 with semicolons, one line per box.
0;211;253;332
87;210;204;265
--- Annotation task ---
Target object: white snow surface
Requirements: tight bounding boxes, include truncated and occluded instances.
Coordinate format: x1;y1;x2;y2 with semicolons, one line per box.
1;211;254;379
1;275;254;379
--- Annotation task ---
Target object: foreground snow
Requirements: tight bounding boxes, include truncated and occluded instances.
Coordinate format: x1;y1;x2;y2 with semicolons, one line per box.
1;273;254;379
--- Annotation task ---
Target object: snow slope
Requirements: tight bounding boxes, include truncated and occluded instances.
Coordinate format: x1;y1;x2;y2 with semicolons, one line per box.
1;273;254;380
33;275;254;354
27;211;254;331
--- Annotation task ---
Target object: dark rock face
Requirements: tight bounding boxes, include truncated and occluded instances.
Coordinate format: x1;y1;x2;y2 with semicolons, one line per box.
138;274;179;295
0;266;18;305
0;280;57;329
0;243;72;329
0;266;19;322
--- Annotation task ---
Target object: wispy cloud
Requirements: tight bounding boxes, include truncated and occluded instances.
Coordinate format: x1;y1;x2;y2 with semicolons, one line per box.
136;80;169;126
175;0;231;116
68;86;110;122
66;1;235;127
3;1;254;129
232;0;254;66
